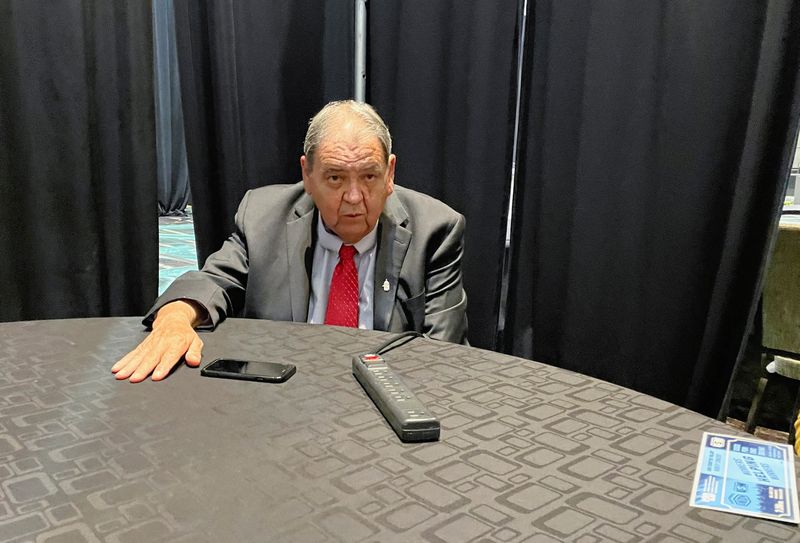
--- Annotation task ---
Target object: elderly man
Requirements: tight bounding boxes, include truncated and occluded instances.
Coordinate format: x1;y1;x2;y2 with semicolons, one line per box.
113;101;468;382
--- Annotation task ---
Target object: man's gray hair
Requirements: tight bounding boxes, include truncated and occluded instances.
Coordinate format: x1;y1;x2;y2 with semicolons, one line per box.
303;100;392;168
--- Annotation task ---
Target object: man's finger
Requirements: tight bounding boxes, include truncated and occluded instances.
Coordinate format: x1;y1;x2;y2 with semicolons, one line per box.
113;331;160;375
152;357;176;381
127;339;180;382
114;350;148;380
129;355;163;383
149;345;188;381
184;336;204;366
112;347;140;373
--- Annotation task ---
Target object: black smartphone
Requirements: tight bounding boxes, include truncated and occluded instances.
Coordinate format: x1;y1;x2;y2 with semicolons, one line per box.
200;358;296;383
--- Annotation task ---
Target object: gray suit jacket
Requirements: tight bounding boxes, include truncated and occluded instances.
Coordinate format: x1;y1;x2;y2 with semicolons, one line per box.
145;182;468;344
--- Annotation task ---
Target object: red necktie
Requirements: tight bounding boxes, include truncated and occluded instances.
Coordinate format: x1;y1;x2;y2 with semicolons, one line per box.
325;245;359;327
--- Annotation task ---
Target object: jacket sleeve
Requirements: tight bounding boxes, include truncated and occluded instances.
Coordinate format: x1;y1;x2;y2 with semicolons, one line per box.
422;212;469;345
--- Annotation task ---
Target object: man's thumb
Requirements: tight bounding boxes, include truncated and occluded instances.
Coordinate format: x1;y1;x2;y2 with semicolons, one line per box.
185;336;203;366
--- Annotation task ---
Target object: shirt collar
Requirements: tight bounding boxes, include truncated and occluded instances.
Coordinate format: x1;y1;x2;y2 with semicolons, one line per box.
316;214;378;255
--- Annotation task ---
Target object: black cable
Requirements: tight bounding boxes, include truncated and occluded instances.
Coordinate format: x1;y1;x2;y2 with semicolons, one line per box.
371;331;425;355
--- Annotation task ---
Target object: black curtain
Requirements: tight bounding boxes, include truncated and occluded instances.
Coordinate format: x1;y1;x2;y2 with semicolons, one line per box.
368;0;519;349
0;1;157;322
174;0;354;263
154;0;190;215
505;0;800;417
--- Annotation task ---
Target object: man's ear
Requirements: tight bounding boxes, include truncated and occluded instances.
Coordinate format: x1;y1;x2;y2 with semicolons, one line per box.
300;155;311;193
386;154;396;194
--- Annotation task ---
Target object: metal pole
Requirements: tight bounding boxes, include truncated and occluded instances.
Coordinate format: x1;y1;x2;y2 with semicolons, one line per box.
495;0;529;347
354;0;367;102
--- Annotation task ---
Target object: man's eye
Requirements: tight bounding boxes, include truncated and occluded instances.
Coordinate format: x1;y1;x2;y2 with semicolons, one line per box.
365;174;376;181
328;175;340;183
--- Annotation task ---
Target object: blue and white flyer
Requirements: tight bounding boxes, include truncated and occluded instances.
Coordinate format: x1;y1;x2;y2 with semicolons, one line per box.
690;432;799;524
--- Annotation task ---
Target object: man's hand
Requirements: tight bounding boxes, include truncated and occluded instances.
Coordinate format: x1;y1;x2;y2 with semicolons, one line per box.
111;301;205;383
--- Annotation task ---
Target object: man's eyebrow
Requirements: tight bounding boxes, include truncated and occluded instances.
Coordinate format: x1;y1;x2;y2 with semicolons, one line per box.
321;160;383;172
357;159;385;170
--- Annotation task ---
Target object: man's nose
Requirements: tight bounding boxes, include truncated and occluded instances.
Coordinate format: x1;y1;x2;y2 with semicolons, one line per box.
343;181;363;204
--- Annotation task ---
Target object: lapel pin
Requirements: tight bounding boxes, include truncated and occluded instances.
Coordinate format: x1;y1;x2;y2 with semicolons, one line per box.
382;279;390;292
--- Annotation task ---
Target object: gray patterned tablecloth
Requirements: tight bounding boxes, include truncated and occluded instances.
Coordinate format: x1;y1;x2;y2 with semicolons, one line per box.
0;317;797;542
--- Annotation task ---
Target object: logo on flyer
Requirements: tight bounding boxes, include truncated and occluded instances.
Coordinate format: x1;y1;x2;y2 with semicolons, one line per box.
709;436;726;448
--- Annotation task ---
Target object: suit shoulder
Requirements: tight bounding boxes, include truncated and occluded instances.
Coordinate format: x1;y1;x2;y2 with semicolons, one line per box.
233;182;311;227
393;185;463;222
245;182;306;207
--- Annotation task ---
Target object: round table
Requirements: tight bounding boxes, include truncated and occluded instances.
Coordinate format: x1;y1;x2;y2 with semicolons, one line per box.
0;317;797;542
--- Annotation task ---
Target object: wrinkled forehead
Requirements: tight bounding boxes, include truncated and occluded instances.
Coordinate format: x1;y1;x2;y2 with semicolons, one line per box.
314;125;387;169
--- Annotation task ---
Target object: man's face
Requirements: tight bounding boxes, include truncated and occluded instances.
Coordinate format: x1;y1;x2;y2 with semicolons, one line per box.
301;122;395;244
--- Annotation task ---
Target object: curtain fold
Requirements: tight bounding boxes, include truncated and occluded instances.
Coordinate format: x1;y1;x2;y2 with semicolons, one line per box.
0;1;157;322
692;1;800;416
154;0;190;215
504;0;800;416
173;0;354;264
367;0;519;349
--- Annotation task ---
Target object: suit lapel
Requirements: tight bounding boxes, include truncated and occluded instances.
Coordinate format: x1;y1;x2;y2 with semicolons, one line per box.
374;193;411;331
286;195;315;322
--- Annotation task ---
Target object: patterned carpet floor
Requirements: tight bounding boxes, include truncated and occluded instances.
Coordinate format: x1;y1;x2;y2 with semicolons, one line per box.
158;207;198;295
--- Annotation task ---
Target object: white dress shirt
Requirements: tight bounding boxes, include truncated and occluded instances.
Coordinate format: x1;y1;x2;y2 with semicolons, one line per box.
307;217;377;329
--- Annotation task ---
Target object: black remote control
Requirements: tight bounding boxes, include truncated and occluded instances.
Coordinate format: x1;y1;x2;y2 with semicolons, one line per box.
352;353;440;442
